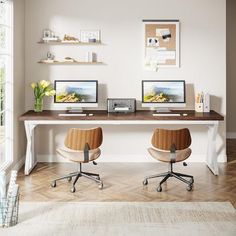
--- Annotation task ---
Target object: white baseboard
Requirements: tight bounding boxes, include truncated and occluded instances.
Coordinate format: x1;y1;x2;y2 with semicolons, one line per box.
12;156;25;172
1;156;25;184
37;154;227;163
38;154;155;163
226;132;236;139
7;156;25;182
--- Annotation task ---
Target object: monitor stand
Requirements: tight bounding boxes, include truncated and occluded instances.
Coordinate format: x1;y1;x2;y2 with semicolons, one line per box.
155;108;172;113
67;107;83;113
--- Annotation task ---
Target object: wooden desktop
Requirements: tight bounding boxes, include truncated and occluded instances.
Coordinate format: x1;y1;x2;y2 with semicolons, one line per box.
20;110;223;121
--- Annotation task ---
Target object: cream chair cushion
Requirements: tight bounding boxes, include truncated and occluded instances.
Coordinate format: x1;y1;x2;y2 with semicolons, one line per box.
148;147;192;163
56;147;101;163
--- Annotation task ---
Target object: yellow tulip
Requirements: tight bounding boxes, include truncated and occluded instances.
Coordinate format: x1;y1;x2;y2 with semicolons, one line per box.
39;80;46;87
45;91;50;96
49;90;56;96
31;82;36;89
40;80;50;89
45;81;51;87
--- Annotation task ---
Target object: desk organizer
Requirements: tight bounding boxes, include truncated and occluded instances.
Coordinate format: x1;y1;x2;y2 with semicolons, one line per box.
195;93;210;113
195;103;204;112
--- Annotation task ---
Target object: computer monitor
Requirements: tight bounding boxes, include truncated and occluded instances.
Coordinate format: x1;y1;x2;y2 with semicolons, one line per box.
54;80;98;112
142;80;186;112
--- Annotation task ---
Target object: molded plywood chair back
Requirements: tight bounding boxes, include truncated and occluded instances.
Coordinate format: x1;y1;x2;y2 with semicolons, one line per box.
65;127;103;151
151;128;191;151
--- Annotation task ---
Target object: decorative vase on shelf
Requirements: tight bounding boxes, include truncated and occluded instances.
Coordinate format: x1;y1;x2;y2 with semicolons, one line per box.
31;80;55;113
34;97;43;112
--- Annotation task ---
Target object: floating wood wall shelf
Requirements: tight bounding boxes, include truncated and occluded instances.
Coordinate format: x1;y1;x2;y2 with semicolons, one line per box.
38;61;104;65
37;41;102;45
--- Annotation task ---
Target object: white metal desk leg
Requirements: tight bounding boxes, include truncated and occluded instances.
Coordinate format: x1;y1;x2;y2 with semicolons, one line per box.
24;122;37;175
206;123;219;175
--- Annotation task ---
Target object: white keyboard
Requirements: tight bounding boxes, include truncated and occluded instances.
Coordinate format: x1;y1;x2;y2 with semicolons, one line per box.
153;113;181;117
58;113;87;117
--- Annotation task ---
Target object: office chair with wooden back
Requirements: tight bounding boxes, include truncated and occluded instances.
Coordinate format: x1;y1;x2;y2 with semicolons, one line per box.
51;127;103;193
143;128;194;192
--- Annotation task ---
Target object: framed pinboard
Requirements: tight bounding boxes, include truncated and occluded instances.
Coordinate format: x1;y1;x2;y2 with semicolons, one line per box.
143;20;180;70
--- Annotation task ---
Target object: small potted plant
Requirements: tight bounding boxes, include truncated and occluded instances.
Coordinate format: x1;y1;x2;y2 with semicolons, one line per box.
31;80;55;112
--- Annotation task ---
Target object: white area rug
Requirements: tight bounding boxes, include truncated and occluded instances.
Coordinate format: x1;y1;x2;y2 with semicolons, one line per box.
1;202;236;236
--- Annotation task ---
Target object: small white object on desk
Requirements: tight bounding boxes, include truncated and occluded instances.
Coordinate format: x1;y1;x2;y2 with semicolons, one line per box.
195;103;204;112
153;113;181;117
204;93;210;112
88;114;94;116
58;113;87;117
114;107;129;111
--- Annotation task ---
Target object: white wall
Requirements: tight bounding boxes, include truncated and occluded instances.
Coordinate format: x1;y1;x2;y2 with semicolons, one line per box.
24;0;226;162
13;0;25;168
226;0;236;136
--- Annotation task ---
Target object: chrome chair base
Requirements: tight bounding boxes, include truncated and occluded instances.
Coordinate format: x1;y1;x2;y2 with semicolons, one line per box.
51;163;103;193
143;163;194;192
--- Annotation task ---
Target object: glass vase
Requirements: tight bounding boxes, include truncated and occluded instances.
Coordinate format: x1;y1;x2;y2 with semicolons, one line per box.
34;97;43;112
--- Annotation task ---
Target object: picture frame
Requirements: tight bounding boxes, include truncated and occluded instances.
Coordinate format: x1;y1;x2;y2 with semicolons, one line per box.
80;30;100;43
143;20;180;70
43;29;52;38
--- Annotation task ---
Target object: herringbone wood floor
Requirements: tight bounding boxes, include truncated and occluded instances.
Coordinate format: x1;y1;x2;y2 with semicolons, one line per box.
227;139;236;163
17;161;236;207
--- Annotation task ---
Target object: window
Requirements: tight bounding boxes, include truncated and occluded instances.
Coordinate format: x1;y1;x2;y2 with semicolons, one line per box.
0;0;13;168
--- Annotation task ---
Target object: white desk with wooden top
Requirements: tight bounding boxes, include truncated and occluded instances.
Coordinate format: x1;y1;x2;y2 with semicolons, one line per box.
19;110;224;176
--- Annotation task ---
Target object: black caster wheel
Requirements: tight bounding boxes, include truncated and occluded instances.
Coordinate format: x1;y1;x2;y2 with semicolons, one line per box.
143;179;148;186
96;176;100;180
98;182;103;190
157;185;162;192
51;181;56;188
183;162;187;166
70;186;76;193
67;177;72;182
186;184;193;191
